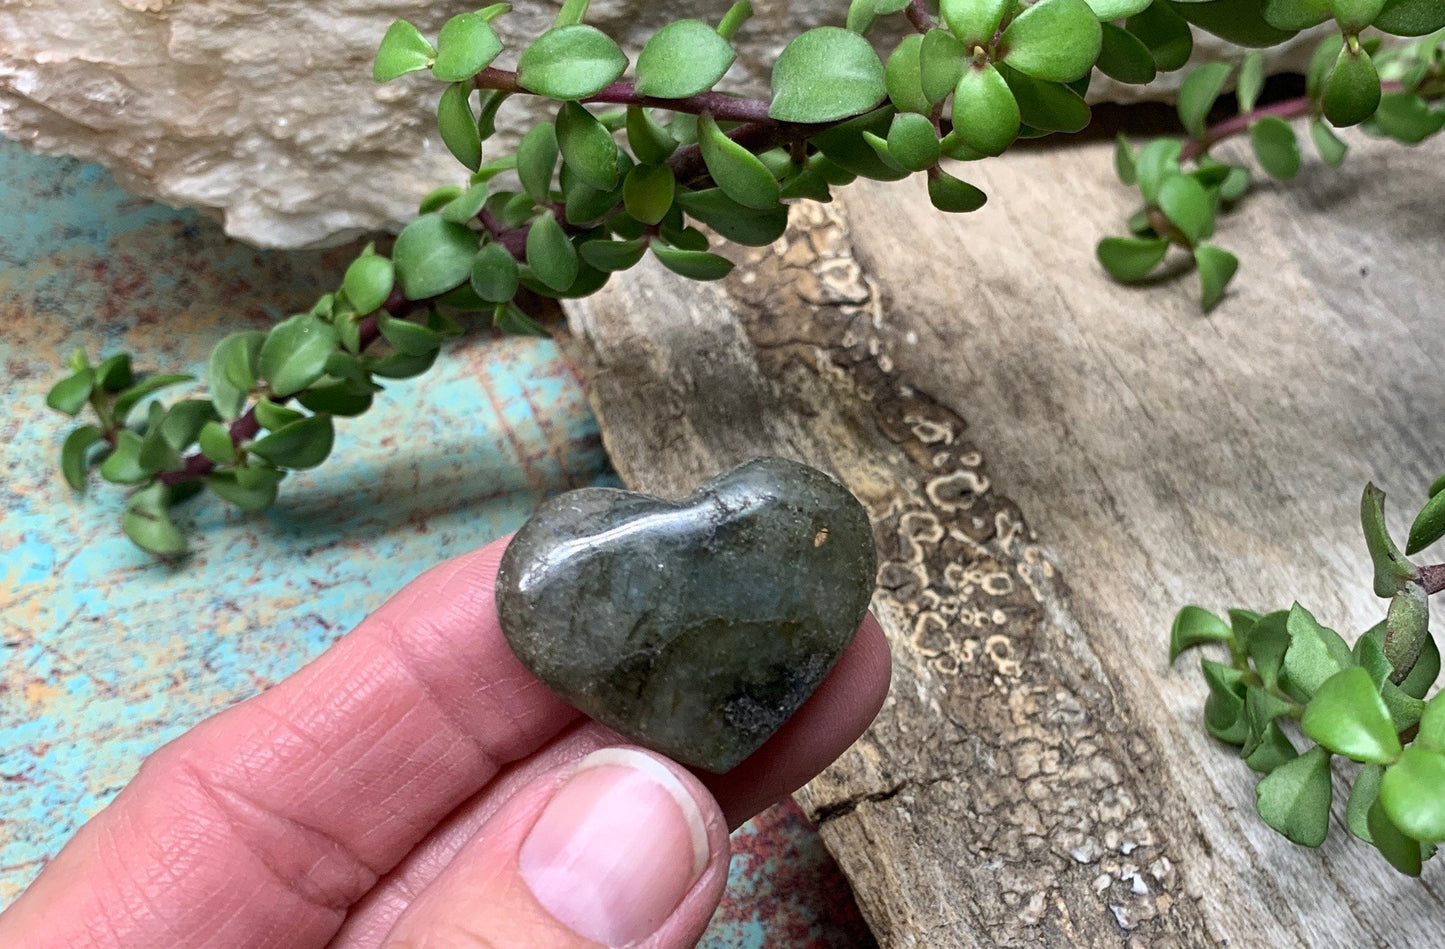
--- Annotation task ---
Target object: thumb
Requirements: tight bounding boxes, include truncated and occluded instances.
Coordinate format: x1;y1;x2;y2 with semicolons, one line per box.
381;747;731;948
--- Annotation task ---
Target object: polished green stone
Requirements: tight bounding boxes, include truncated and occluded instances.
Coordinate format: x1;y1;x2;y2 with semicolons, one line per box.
496;456;877;772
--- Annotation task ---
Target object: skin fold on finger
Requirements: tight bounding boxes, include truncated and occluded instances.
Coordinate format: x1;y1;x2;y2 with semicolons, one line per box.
379;747;732;949
334;614;890;948
0;537;589;949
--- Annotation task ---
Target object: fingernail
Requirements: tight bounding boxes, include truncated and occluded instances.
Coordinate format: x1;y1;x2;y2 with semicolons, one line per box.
518;748;710;947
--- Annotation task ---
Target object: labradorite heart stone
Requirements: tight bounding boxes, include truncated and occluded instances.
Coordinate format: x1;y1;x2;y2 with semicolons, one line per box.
496;456;877;772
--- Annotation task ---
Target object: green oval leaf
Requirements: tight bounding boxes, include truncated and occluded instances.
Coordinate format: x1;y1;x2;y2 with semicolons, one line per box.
1096;22;1157;85
1168;605;1233;662
1328;0;1386;31
1375;0;1445;34
123;483;187;556
393;213;481;300
342;252;395;315
848;0;912;33
207;331;264;421
61;424;104;491
1255;745;1333;847
431;12;503;82
373;20;435;83
1171;0;1297;47
1367;92;1445;145
1158;172;1212;243
698;113;780;210
258;313;340;398
253;397;304;433
518;25;628;100
99;429;148;484
579;237;649;272
296;379;375;418
886;112;941;172
1250;115;1302;180
626;106;678;164
1126;3;1193;72
517;122;559;205
1399;633;1440;700
927;169;988;213
650;240;735;280
1202;658;1249;744
675;188;790;247
556;101;619;191
941;0;1012;45
1244;720;1300;774
197;420;237;465
635;20;737;98
1281;603;1354;701
525;211;579;292
1368;797;1426;875
952;63;1021;156
437;82;482;172
769;27;887;123
1302;666;1402;764
1237;50;1265;113
1097;235;1170;282
1000;0;1104;84
246;413;335;469
112;374;194;425
1263;0;1331;29
378;312;443;357
1380;747;1445;842
93;353;133;393
1086;0;1153;16
1195;243;1239;312
209;466;285;511
1114;133;1137;184
920;29;966;104
1384;583;1430;680
1323;45;1381;128
1178;61;1232;139
623;163;676;225
999;65;1092;134
1309;119;1348;166
1347;762;1385;842
419;185;464;215
46;369;94;416
471;242;521;302
885;34;930;115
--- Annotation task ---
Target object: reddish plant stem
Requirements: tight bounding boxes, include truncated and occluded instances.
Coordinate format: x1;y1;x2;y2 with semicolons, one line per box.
1420;564;1445;596
1180;82;1406;162
157;291;402;487
907;0;937;33
473;67;774;124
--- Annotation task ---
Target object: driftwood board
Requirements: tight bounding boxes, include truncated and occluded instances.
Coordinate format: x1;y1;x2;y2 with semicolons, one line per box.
563;131;1445;946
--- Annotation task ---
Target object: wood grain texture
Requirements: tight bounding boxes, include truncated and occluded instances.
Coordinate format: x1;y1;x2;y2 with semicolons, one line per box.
563;131;1445;946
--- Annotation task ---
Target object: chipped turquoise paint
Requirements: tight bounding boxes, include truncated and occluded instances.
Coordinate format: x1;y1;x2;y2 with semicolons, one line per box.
0;139;870;947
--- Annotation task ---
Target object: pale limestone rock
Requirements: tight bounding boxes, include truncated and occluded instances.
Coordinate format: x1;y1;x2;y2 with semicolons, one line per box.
0;1;1323;248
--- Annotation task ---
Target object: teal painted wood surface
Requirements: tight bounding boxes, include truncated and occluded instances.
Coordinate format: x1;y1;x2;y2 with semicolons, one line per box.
0;139;871;946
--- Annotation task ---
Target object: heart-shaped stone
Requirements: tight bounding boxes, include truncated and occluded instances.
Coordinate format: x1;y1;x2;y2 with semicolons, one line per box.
496;456;877;772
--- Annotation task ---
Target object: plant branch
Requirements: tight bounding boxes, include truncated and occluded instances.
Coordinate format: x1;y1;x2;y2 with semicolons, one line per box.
1180;82;1408;162
907;0;938;34
473;67;774;124
156;295;395;488
1419;563;1445;596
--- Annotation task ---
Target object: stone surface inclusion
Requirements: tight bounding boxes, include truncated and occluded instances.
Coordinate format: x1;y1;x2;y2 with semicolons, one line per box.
497;457;877;772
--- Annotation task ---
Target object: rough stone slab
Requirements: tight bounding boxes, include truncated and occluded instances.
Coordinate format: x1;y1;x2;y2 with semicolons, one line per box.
0;0;1323;248
563;130;1445;945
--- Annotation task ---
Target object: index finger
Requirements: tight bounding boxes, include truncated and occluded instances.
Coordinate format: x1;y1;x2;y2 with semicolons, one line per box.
1;538;581;948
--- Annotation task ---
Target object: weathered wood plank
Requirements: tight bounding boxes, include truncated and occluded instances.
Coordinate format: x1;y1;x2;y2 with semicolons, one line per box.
563;132;1445;946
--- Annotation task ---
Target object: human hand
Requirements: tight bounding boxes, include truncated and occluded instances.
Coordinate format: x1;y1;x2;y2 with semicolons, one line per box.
0;537;890;947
